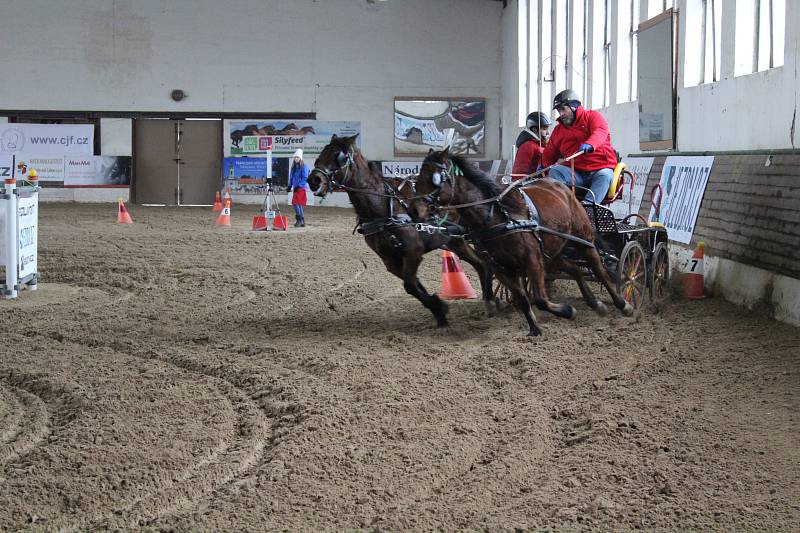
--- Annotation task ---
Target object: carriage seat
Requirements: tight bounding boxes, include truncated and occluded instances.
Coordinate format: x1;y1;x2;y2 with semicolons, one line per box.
603;161;627;205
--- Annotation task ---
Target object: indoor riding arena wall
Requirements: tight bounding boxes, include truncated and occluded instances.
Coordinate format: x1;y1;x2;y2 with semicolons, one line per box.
635;152;800;326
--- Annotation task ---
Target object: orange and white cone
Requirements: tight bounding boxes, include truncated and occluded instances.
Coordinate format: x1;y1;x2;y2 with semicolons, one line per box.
223;189;233;207
212;191;223;212
117;198;133;224
683;242;705;299
439;250;477;300
215;198;232;227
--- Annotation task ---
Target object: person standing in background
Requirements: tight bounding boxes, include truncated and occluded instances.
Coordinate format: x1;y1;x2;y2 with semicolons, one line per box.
289;148;309;227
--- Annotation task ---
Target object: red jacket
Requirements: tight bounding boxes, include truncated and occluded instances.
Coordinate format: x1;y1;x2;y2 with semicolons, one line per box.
542;106;617;172
511;138;545;179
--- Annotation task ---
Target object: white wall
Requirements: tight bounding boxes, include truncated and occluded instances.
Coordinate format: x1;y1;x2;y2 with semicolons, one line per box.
0;0;504;161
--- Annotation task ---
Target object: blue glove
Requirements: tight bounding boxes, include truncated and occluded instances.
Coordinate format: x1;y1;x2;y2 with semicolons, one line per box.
580;143;593;153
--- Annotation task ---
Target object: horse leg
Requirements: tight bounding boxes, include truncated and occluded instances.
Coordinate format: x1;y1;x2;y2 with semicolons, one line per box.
550;256;608;316
580;246;634;316
381;252;450;329
448;239;496;316
526;253;577;320
493;270;541;336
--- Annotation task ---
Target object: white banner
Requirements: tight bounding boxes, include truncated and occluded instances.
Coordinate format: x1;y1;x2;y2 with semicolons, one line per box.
610;157;655;219
0;123;94;156
17;194;37;280
381;161;421;178
0;154;12;181
648;156;714;244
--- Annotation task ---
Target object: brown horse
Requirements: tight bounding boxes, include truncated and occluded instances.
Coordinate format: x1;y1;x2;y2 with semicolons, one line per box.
307;135;494;330
412;148;633;336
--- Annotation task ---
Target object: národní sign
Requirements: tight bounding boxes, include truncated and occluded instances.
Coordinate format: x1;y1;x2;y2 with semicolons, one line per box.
0;154;39;298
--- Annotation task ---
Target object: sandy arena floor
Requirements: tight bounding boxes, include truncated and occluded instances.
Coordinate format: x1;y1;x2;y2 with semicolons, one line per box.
1;203;798;531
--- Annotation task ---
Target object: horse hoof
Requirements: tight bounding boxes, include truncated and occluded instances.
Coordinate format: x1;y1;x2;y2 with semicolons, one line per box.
435;325;449;336
565;305;577;320
527;327;541;337
484;302;497;318
593;300;609;316
622;302;635;317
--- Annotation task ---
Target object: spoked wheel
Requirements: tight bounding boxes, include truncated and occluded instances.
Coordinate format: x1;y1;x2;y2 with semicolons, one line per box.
491;274;534;305
617;241;648;310
649;241;670;304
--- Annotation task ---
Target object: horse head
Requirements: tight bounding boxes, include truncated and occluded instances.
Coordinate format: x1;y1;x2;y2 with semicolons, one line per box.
308;133;360;197
411;147;456;221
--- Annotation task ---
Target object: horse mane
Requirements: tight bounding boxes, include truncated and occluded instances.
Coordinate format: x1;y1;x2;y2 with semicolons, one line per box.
449;155;522;210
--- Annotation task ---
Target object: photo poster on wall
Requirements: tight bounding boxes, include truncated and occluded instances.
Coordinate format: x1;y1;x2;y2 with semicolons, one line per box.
648;155;714;244
223;120;361;157
394;97;485;157
609;157;655;220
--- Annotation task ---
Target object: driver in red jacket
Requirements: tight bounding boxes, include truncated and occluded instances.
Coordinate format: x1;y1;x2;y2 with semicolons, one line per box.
511;111;552;180
542;89;618;203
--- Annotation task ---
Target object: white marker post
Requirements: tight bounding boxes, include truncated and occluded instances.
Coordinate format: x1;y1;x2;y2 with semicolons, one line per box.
3;174;17;298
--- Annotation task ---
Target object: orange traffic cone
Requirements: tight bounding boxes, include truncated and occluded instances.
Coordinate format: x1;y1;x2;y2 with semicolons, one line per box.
117;198;133;224
223;189;233;207
439;250;477;300
212;191;223;212
683;242;706;299
215;198;232;227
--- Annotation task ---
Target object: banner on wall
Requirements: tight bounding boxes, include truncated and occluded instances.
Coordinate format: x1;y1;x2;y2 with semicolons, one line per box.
0;123;94;156
381;161;421;178
224;120;360;156
222;157;269;194
64;156;131;187
15;155;65;182
648;155;714;244
0;154;12;180
609;157;655;219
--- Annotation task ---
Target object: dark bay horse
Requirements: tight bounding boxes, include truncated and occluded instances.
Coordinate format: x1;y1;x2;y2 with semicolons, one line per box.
307;135;494;330
412;148;633;336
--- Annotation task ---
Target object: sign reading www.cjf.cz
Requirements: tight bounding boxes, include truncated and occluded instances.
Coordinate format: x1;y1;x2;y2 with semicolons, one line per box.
648;156;714;244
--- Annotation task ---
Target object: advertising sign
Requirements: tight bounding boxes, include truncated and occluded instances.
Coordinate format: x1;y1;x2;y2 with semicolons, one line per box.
222;157;270;194
0;154;12;181
64;156;131;187
609;157;655;219
0;123;94;156
224;120;360;156
648;156;714;244
15;155;64;182
17;194;37;280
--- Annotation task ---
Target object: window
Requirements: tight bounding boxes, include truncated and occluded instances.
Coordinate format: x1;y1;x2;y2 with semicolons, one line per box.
735;0;785;76
702;0;722;83
684;0;721;86
518;0;528;125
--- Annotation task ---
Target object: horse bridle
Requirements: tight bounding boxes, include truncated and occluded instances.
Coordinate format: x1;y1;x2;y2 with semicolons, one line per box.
420;160;455;208
311;148;354;194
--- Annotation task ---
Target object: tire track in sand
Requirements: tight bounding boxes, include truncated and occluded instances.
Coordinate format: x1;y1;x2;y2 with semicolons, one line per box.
0;382;50;468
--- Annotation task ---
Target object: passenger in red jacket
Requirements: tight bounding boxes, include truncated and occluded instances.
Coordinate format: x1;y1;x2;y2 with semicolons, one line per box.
542;89;619;203
511;111;552;180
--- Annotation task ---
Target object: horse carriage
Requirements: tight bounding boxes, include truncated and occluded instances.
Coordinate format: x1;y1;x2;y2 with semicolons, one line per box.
497;157;670;311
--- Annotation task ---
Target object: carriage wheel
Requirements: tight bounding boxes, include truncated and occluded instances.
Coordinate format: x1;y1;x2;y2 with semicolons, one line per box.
649;242;670;303
491;274;533;306
616;241;647;310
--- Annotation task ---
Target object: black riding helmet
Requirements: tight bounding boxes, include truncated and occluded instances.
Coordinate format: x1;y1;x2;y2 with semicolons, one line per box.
525;111;553;131
552;89;581;110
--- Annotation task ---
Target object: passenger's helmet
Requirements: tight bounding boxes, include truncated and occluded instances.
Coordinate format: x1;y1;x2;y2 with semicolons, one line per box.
525;111;553;131
552;89;581;110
